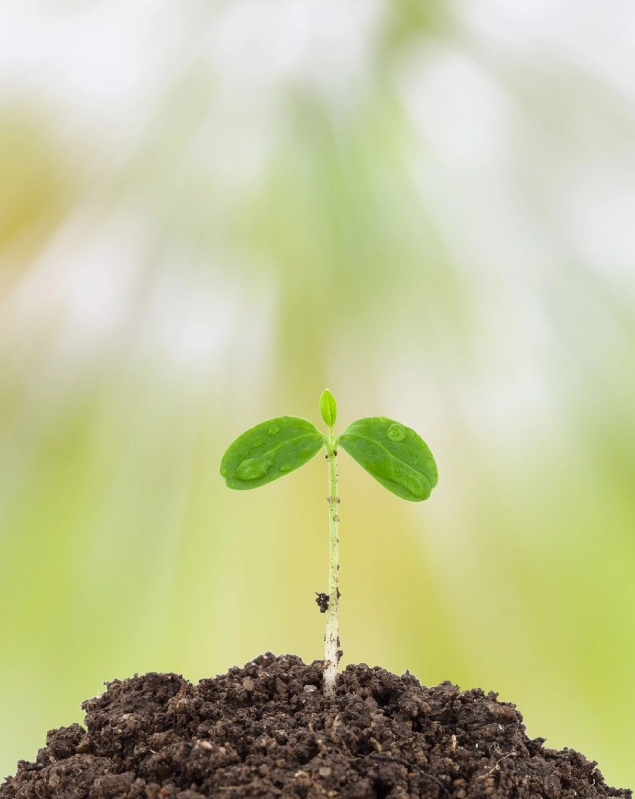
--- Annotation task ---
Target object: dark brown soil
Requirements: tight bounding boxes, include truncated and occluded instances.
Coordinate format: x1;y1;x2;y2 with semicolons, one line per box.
1;654;630;799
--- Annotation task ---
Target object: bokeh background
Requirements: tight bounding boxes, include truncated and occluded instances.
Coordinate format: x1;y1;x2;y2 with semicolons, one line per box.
1;0;634;788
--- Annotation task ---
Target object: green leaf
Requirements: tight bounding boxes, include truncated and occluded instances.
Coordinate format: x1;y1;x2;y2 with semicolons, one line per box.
319;388;337;428
339;417;438;502
220;416;326;490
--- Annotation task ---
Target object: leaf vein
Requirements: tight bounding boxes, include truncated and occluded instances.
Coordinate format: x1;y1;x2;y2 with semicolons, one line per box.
341;430;428;478
232;431;325;469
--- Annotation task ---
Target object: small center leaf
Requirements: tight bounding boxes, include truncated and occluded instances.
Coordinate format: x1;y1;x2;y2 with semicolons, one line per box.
319;388;337;428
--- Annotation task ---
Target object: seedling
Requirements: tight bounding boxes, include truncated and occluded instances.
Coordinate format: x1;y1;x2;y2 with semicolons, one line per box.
220;389;438;696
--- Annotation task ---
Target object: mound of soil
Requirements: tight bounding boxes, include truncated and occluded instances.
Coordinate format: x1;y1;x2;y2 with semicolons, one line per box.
1;653;630;799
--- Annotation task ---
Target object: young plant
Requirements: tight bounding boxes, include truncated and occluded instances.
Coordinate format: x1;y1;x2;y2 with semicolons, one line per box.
220;389;438;696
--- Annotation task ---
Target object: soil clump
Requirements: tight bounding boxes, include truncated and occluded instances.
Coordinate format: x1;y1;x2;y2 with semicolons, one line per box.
1;653;630;799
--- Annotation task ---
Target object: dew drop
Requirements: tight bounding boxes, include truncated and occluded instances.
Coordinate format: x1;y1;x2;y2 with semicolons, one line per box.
235;455;274;481
393;463;426;500
253;439;265;448
387;423;406;442
268;425;280;436
279;465;292;473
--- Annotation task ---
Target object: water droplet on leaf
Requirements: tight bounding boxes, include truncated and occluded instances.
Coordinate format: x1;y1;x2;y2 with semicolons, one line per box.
235;455;274;481
393;463;426;500
387;423;406;442
279;465;291;473
268;425;280;436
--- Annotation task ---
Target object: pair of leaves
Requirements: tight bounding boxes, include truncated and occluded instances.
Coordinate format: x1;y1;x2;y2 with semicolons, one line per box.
220;395;438;502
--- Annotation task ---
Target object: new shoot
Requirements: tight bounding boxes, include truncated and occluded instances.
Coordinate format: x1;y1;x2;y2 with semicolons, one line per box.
220;389;438;697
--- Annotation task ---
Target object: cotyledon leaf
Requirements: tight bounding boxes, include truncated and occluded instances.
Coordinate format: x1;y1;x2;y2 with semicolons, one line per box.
220;416;326;490
339;417;438;502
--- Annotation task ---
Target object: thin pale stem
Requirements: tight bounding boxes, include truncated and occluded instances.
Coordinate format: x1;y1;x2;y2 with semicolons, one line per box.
324;429;340;697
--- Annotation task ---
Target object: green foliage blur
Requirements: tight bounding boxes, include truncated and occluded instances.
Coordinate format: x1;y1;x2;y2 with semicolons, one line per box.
1;1;634;789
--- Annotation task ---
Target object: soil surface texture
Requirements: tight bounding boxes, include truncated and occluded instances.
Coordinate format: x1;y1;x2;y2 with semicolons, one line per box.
1;654;630;799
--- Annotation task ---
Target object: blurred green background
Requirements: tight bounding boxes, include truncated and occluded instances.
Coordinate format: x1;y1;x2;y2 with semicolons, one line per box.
1;0;634;788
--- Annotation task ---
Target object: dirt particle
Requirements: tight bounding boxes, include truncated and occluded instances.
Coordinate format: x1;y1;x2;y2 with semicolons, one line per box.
315;592;329;613
75;737;90;754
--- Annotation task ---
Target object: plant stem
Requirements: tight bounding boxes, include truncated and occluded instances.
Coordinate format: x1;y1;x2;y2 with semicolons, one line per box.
324;428;340;697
